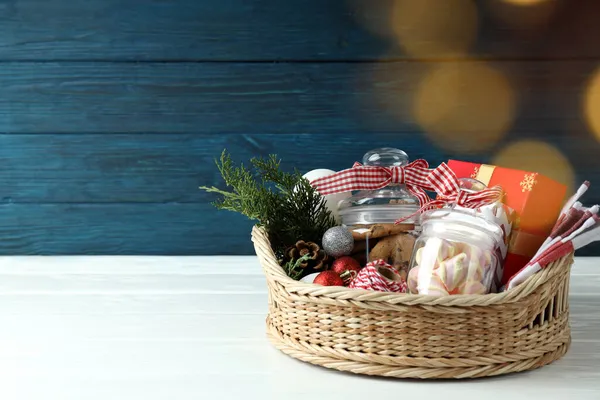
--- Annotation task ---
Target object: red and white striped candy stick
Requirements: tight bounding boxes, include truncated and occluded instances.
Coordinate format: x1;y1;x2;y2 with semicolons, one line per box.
507;214;598;289
536;215;596;259
540;181;589;249
532;205;598;260
538;183;588;248
535;182;589;255
571;221;600;250
560;181;590;217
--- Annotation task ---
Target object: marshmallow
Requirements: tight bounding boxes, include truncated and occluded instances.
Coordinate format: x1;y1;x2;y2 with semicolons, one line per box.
412;238;494;296
435;253;468;292
415;247;423;265
422;274;449;296
438;240;458;266
459;242;491;281
415;239;458;270
407;265;419;294
466;263;484;282
459;280;487;295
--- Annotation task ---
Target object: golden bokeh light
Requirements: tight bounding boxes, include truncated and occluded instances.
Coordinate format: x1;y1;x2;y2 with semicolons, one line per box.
584;67;600;140
487;0;558;29
493;140;575;194
391;0;478;57
413;63;516;153
502;0;548;6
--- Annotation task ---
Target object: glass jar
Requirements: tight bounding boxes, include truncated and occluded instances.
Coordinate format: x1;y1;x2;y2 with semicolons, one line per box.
338;148;421;226
406;208;504;296
339;148;420;274
454;177;513;287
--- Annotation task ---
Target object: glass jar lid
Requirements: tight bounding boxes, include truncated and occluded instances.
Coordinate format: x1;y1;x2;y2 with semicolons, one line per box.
420;208;504;248
339;148;421;226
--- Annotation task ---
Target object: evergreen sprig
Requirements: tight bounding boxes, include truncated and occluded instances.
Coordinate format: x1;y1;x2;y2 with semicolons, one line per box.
282;254;312;281
200;150;336;253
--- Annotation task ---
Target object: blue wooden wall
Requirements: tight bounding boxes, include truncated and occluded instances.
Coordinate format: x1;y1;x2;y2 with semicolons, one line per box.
3;0;600;255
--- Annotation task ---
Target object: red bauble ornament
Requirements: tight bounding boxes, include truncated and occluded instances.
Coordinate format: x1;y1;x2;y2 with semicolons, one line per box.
314;270;344;286
331;256;362;277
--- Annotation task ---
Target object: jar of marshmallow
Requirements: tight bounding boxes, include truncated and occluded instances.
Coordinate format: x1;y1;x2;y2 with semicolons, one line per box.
407;208;505;296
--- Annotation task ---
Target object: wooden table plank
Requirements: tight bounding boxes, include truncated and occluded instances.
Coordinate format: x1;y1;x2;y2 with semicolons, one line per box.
0;133;444;203
0;256;596;399
0;131;596;205
0;0;599;61
0;203;256;255
0;61;592;134
0;255;263;274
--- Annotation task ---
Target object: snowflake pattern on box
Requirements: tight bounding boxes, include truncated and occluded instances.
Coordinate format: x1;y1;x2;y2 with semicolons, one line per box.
520;173;538;193
470;166;480;179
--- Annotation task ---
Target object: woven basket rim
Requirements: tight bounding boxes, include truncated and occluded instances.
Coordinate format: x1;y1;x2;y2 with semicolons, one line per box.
252;225;573;307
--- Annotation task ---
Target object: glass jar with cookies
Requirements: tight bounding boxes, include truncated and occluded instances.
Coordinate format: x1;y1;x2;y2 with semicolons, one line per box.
338;148;421;276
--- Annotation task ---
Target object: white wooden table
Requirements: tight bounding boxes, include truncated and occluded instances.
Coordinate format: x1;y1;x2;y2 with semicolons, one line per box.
0;256;598;400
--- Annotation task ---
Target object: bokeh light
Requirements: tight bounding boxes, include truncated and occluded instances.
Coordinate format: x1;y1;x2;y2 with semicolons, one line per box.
584;67;600;140
391;0;478;57
487;0;558;30
493;140;575;194
502;0;548;6
413;63;516;153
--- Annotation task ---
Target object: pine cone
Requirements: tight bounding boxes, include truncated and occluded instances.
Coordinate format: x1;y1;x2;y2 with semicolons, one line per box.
312;249;329;271
285;240;329;270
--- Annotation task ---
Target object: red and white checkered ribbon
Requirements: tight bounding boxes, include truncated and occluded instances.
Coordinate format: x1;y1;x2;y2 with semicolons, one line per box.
310;161;503;217
310;159;433;207
349;259;408;293
421;163;504;211
394;163;504;223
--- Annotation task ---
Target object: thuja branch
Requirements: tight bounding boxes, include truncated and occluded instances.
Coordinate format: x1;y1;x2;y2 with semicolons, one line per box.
200;150;336;252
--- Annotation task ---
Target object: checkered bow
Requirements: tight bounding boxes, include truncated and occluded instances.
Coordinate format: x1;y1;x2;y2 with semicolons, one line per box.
421;163;504;211
309;159;434;207
310;160;504;221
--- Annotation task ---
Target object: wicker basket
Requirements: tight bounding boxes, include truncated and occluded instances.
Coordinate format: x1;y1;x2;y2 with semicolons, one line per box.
252;226;574;379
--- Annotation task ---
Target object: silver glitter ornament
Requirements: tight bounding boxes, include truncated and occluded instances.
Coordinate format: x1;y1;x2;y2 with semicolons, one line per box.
322;226;354;258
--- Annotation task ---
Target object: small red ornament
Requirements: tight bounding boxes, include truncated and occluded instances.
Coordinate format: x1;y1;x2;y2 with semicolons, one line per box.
331;256;362;276
314;270;344;286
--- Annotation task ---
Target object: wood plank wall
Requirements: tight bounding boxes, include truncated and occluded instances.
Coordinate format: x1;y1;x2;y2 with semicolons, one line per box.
2;0;600;255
